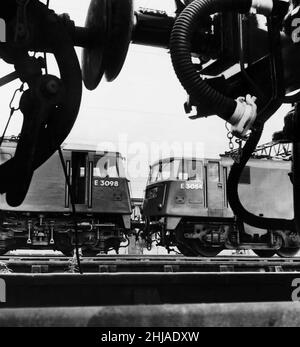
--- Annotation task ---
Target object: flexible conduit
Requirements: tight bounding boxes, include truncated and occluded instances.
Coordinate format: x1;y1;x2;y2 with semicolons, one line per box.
170;0;252;120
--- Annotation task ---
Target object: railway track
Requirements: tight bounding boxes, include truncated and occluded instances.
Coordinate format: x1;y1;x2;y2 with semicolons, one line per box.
0;255;299;309
1;254;300;273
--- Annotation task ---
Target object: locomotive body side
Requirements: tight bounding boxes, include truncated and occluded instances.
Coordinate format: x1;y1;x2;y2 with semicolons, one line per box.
222;157;293;220
0;139;132;256
0;144;66;213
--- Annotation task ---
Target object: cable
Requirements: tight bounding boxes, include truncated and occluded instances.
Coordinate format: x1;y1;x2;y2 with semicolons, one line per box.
0;110;14;148
170;0;252;121
0;82;25;148
58;148;83;274
47;0;82;272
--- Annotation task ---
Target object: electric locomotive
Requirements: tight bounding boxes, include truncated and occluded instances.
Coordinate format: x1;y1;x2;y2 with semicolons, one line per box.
142;143;300;258
0;137;132;256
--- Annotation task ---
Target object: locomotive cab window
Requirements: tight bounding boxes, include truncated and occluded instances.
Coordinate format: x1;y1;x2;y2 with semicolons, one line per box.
207;162;220;182
71;152;87;204
94;153;126;178
161;159;180;181
183;159;203;181
148;158;203;184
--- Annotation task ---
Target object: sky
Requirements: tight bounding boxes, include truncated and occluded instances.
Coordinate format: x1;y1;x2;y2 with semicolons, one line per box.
0;0;292;197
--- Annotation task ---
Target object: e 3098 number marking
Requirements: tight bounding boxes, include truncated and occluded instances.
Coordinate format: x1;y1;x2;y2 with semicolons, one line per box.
94;179;119;188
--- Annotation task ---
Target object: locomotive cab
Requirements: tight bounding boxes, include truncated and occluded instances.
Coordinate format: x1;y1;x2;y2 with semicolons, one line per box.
0;138;132;256
142;157;233;256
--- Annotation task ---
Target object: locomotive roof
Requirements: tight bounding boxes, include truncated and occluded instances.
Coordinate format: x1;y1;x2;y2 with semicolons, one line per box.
150;157;205;167
61;144;124;157
150;142;292;167
150;155;290;169
0;138;124;158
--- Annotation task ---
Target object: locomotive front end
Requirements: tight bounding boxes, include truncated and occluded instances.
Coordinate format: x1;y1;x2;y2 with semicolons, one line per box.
0;139;132;256
142;157;233;256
